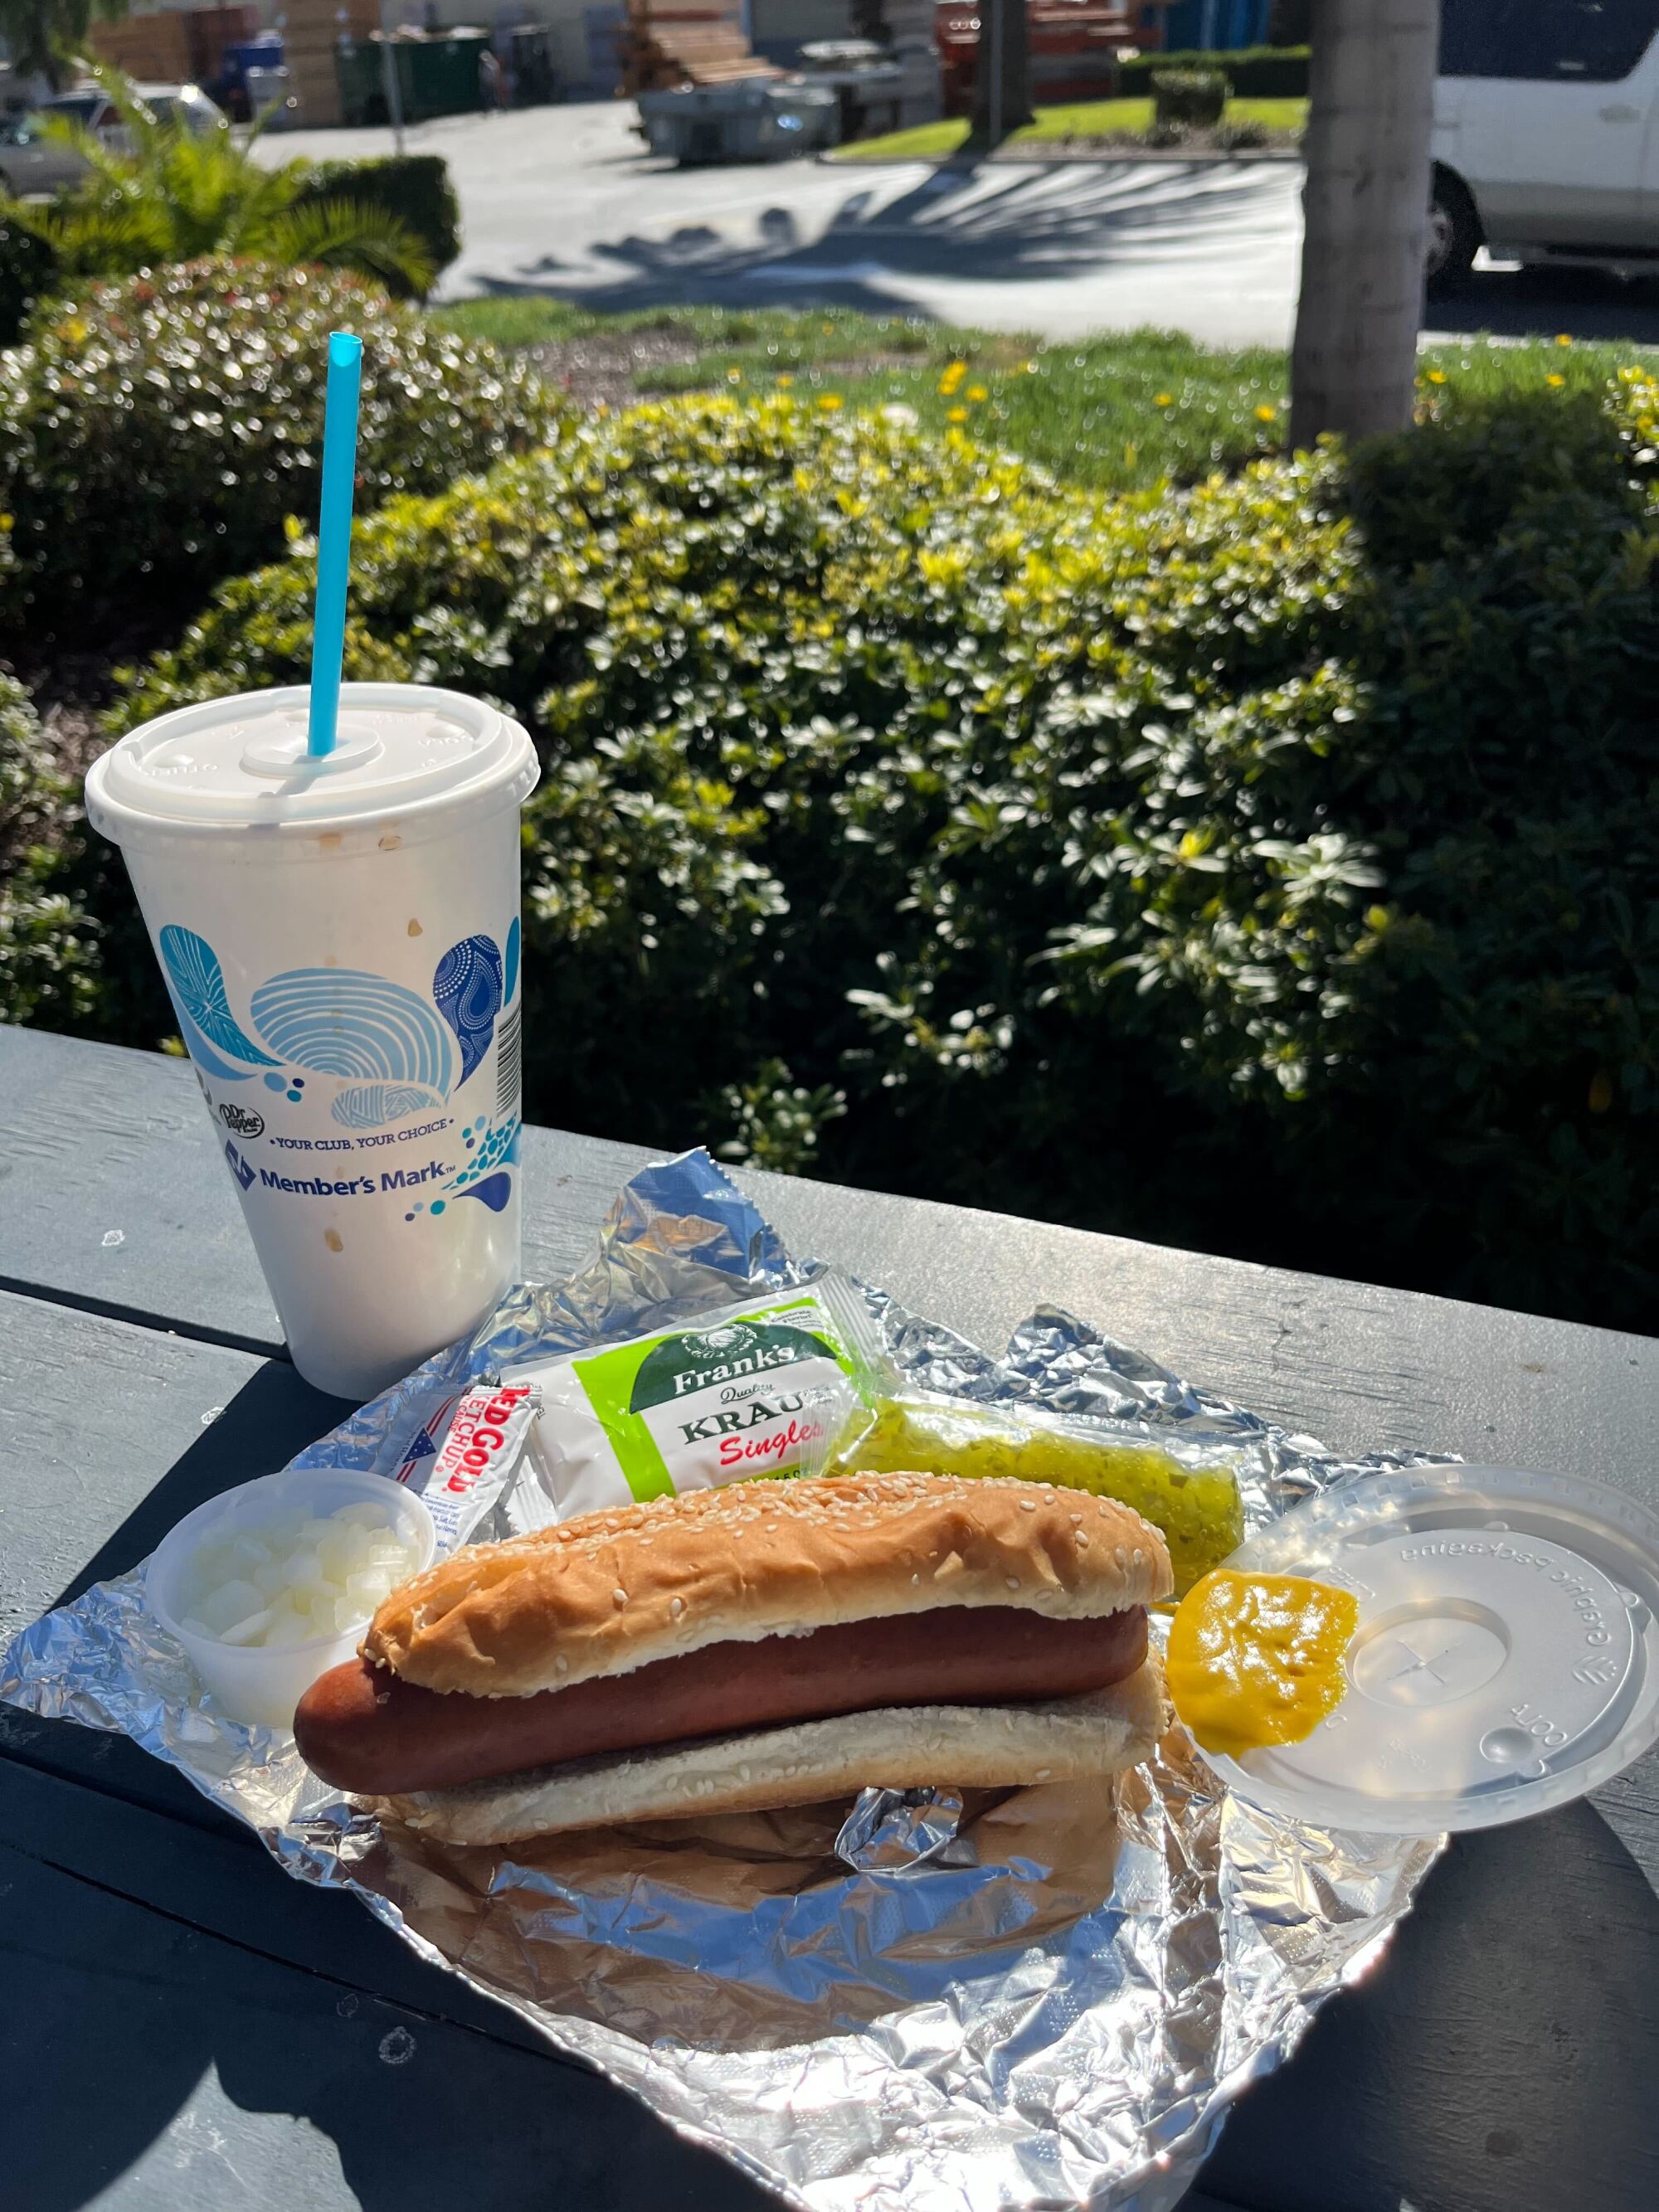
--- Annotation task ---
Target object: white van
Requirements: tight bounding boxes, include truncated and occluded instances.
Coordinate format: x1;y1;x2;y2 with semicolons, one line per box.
1429;0;1659;284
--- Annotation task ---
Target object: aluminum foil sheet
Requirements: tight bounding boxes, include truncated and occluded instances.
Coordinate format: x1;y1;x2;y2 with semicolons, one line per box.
2;1149;1447;2211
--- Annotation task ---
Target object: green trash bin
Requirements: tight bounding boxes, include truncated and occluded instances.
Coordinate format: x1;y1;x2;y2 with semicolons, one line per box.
336;32;494;127
334;37;380;128
405;30;491;116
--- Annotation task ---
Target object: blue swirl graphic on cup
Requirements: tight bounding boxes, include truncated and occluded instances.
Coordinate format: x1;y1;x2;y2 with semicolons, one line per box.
251;970;455;1091
159;926;279;1073
158;925;516;1228
431;935;504;1086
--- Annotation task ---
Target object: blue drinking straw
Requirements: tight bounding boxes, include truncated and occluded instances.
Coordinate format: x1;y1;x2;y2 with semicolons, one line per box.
307;330;364;760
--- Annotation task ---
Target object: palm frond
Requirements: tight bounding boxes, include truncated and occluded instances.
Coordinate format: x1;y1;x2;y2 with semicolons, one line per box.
255;200;436;299
0;190;51;246
9;195;170;279
75;60;168;148
11;61;433;299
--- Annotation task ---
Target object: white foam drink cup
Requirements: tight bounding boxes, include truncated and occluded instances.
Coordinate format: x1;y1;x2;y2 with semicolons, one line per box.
85;684;540;1399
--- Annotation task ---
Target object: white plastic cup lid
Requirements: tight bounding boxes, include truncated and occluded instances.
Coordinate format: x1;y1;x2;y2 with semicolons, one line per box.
1199;1463;1659;1834
85;683;539;843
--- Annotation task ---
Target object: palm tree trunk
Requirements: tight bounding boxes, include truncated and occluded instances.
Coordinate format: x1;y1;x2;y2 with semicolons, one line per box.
1289;0;1440;447
971;0;1035;152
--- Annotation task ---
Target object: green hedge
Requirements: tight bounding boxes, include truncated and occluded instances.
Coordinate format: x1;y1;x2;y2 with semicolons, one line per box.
0;259;558;650
1151;67;1229;128
1122;45;1309;98
294;156;462;299
0;214;56;347
0;676;100;1029
95;383;1659;1332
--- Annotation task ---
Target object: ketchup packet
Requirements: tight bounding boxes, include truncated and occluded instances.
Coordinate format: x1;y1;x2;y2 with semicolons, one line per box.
393;1382;538;1553
504;1287;859;1520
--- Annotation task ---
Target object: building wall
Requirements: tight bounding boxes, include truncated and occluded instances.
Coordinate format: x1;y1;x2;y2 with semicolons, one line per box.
57;0;929;107
68;0;620;105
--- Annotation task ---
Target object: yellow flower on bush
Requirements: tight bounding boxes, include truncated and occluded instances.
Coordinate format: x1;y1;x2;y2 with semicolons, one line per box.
967;383;989;401
1546;372;1565;387
1154;392;1174;408
946;406;968;422
776;372;794;387
1555;332;1573;347
1424;368;1447;385
817;394;843;411
1254;403;1276;421
727;367;742;383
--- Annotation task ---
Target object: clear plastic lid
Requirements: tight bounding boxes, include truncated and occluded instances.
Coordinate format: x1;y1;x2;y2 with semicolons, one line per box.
1199;1463;1659;1834
85;683;538;843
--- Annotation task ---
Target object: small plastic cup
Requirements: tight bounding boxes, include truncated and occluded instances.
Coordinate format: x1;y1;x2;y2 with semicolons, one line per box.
146;1467;435;1730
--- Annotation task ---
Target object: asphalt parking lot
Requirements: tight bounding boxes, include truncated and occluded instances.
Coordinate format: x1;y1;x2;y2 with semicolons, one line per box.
267;100;1659;350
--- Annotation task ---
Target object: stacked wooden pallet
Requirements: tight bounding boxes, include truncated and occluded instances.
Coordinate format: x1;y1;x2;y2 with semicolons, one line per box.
86;13;195;82
88;7;259;85
620;1;781;95
280;0;382;127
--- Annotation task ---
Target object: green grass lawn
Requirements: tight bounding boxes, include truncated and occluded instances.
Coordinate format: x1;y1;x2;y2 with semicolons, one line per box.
830;96;1308;164
435;299;1652;496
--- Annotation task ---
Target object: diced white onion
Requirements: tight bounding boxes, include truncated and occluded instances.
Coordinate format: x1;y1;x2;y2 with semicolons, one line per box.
178;1502;419;1649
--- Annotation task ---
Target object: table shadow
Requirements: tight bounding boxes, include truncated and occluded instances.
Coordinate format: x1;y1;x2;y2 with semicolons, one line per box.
1192;1789;1659;2212
4;1360;361;1835
4;1332;776;2210
1;1829;772;2212
51;1359;359;1613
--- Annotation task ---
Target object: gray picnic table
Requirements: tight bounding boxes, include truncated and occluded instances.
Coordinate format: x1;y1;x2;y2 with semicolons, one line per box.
2;1020;1656;2212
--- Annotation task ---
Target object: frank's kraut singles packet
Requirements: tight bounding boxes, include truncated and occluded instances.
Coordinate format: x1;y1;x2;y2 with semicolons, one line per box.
394;1383;538;1551
504;1287;859;1519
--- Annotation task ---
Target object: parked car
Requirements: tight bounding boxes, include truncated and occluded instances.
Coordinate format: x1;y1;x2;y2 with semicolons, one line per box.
1430;0;1659;284
0;82;228;197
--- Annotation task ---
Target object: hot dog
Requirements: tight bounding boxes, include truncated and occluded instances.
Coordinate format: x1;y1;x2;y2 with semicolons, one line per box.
294;1470;1175;1843
297;1603;1150;1795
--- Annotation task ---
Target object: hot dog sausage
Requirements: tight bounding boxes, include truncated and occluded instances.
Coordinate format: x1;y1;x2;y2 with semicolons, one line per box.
295;1603;1148;1795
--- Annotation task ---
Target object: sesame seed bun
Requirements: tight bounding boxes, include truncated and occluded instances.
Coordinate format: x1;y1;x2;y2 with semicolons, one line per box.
363;1471;1173;1700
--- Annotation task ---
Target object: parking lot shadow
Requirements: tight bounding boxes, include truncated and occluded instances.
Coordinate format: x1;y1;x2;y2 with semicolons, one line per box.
1425;260;1659;345
484;156;1292;320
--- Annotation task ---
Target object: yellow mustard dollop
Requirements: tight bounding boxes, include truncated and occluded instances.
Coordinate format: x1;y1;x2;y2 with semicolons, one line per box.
1167;1569;1358;1759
